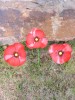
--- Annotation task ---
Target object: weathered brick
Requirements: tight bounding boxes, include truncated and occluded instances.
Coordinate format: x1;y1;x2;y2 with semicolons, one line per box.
0;0;75;45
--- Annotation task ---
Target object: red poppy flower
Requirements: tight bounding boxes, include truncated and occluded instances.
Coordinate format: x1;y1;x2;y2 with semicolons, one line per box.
26;28;48;49
48;43;72;64
4;43;26;67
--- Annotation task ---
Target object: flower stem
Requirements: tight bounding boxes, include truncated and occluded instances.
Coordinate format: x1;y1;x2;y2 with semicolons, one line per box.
37;48;40;66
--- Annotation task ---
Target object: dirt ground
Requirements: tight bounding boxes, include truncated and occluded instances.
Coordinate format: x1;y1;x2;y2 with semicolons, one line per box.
0;41;75;100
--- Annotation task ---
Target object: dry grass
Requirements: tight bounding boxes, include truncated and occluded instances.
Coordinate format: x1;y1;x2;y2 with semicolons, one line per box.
0;41;75;100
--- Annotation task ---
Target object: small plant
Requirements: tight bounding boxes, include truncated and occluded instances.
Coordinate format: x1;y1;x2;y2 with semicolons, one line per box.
3;28;72;67
26;28;48;66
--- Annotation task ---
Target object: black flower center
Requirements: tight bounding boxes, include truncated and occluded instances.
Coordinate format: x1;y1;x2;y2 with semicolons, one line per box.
58;51;64;56
34;37;39;42
14;52;19;58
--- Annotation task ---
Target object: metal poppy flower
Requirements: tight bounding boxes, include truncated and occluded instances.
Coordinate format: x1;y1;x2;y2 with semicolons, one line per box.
4;43;26;67
26;28;48;49
48;43;72;64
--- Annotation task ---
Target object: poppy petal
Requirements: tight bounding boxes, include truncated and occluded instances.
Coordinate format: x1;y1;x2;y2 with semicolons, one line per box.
18;49;26;58
33;42;41;48
34;29;45;39
19;56;26;65
49;44;64;53
26;41;41;49
14;43;25;51
41;38;48;48
61;51;71;63
50;52;60;64
26;33;34;43
63;43;72;52
27;43;35;49
29;28;37;37
4;45;15;55
50;52;65;64
6;57;20;66
4;54;13;61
